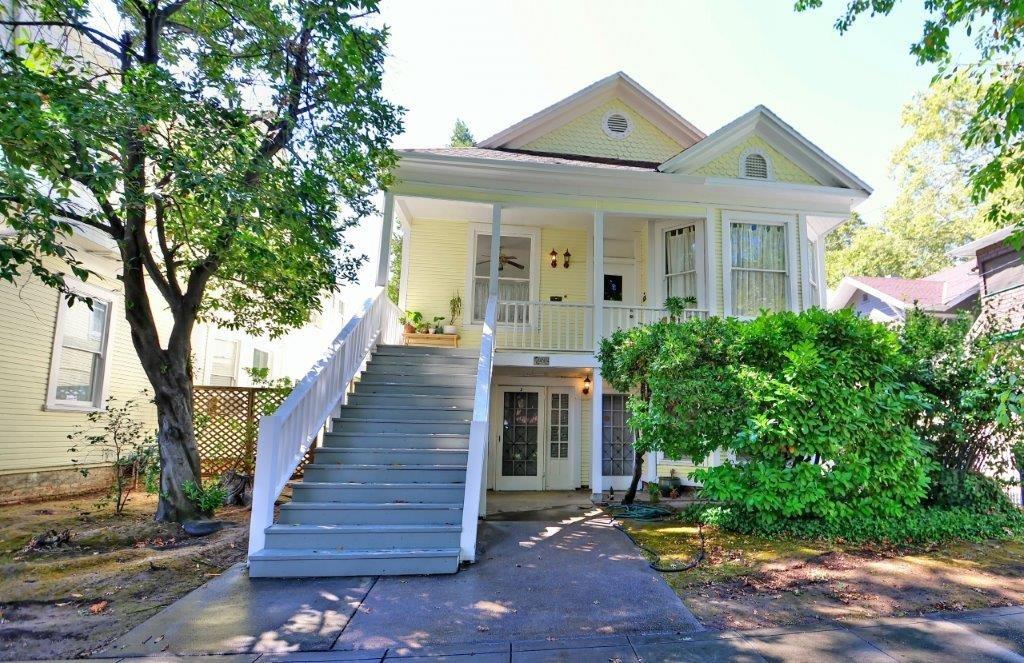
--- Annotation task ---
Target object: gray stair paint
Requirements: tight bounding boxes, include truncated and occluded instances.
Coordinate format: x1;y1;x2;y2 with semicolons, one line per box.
249;345;475;578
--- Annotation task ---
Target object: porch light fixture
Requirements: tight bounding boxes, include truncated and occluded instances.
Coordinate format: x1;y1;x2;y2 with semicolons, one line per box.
582;374;592;396
563;250;571;269
549;248;558;269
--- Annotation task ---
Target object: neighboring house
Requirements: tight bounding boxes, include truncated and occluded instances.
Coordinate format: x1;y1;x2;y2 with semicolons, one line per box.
951;227;1024;339
829;260;980;323
0;221;348;503
246;72;874;576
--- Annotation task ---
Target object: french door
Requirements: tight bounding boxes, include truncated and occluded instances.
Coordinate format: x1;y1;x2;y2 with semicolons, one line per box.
602;393;637;491
492;386;578;491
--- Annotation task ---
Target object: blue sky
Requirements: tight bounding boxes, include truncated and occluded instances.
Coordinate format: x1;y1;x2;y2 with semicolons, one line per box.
344;0;955;287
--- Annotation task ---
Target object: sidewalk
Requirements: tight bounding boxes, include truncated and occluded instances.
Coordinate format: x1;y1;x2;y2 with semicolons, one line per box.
66;604;1024;662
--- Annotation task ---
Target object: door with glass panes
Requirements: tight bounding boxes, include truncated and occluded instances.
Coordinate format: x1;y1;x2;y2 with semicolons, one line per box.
492;387;577;491
602;393;637;491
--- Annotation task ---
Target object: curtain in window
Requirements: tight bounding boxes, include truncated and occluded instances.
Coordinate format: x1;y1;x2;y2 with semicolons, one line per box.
55;300;108;402
665;226;697;300
731;223;787;316
473;278;530;321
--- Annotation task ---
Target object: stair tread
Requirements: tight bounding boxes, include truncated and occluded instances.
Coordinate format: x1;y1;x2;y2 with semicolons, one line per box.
250;547;461;560
267;523;460;533
325;432;469;438
317;448;468;453
308;463;467;470
333;417;471;423
280;501;463;510
294;481;466;488
342;405;472;411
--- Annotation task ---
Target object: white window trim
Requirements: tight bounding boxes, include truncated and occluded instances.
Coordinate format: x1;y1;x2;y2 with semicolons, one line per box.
800;215;824;310
45;281;117;412
653;218;707;310
602;110;635;140
721;210;799;318
738;147;775;181
465;223;540;326
207;336;241;386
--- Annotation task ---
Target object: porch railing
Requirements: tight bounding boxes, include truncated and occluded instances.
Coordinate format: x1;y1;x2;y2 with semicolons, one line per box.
247;286;402;557
495;300;592;352
495;300;710;352
460;292;497;562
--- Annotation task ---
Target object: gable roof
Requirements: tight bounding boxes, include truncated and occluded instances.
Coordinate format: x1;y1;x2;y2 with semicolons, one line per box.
830;260;979;313
477;72;705;151
658;106;873;194
399;147;658;171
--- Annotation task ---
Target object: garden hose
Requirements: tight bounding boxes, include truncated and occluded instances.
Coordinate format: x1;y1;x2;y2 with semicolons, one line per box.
608;503;706;573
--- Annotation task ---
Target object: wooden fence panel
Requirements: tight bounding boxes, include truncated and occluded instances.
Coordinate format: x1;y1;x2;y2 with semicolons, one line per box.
193;386;310;478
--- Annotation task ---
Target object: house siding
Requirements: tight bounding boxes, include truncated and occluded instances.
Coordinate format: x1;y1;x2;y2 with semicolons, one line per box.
695;135;819;185
522;99;683;163
0;267;159;480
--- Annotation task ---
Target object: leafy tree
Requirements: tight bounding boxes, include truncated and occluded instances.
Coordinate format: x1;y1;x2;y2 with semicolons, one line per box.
0;0;402;521
825;76;1013;287
387;219;401;304
796;0;1024;243
449;118;474;147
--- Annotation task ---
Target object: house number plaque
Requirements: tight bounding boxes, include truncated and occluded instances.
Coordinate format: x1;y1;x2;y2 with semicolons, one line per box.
533;356;551;366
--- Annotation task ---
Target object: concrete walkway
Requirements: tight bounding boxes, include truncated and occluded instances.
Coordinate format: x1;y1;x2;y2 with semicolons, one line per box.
89;496;1024;662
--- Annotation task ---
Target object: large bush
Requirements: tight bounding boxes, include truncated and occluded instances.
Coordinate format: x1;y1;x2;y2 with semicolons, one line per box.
600;308;936;531
897;309;1024;481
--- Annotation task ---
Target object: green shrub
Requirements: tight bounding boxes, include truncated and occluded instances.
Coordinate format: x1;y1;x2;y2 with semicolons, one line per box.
927;468;1017;514
601;308;935;531
182;479;226;516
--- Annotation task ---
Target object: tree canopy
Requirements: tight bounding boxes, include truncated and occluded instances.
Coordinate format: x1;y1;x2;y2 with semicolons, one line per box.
0;0;402;520
825;76;1018;287
449;118;474;147
796;0;1024;243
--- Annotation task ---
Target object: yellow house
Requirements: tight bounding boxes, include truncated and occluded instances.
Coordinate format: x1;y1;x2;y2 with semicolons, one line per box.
246;72;872;577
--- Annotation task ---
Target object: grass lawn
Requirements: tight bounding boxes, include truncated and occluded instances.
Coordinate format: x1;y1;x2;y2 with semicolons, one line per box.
0;492;249;661
622;519;1024;630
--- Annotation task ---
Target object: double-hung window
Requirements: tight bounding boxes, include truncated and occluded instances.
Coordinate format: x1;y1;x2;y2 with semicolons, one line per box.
208;338;240;386
471;231;535;323
664;224;700;302
806;238;821;307
725;214;793;317
47;289;114;410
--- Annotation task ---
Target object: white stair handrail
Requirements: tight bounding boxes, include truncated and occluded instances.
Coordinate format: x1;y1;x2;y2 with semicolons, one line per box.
248;286;402;557
460;292;497;562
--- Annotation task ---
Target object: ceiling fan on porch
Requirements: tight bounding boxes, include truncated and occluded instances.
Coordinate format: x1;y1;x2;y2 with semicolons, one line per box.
477;250;525;272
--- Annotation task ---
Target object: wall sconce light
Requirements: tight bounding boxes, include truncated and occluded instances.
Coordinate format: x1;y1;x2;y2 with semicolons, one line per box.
563;250;571;269
582;374;592;396
549;248;558;269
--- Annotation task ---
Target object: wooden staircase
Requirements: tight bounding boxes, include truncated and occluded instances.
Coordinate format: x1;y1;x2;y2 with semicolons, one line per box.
248;345;477;577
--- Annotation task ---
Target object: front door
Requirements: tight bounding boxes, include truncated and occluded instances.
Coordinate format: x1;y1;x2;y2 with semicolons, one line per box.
602;393;636;491
495;389;544;490
603;259;639;333
544;389;574;490
492;386;579;491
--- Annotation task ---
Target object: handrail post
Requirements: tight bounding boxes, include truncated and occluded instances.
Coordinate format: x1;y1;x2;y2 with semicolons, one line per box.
248;414;279;556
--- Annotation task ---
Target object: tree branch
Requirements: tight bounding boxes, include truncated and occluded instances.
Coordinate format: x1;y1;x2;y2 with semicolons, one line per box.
0;19;133;60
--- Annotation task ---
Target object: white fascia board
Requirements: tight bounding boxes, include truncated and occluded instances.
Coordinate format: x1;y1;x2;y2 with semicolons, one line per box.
658;106;873;196
948;227;1015;258
478;72;704;150
393;152;866;216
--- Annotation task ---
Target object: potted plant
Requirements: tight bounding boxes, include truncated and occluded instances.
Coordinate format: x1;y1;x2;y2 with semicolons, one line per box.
400;310;423;334
415;318;431;334
428;315;444;334
444;292;462;335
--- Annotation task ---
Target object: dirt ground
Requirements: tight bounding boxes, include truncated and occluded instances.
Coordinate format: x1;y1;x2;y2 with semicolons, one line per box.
623;520;1024;630
0;492;249;661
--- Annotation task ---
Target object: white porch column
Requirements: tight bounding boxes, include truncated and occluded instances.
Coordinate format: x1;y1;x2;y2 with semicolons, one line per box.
489;204;502;297
590;367;603;501
374;192;395;287
592;211;604;350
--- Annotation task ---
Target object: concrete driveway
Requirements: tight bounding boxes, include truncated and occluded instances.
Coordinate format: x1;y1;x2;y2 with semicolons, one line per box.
105;496;702;658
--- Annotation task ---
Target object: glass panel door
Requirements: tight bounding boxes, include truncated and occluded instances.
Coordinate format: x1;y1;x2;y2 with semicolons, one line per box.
496;390;543;490
602;393;636;490
545;391;574;489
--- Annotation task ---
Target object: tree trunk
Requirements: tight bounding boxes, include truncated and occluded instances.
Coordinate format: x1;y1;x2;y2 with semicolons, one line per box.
622;450;645;505
152;367;204;522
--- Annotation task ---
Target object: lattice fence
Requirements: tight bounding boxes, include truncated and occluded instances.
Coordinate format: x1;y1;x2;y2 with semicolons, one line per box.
193;386;313;478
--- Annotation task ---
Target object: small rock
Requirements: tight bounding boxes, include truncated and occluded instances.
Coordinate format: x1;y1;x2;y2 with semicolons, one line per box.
182;520;225;537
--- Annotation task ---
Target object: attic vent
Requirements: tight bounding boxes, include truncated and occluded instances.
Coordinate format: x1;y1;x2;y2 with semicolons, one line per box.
743;153;768;178
740;149;773;180
602;111;634;139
